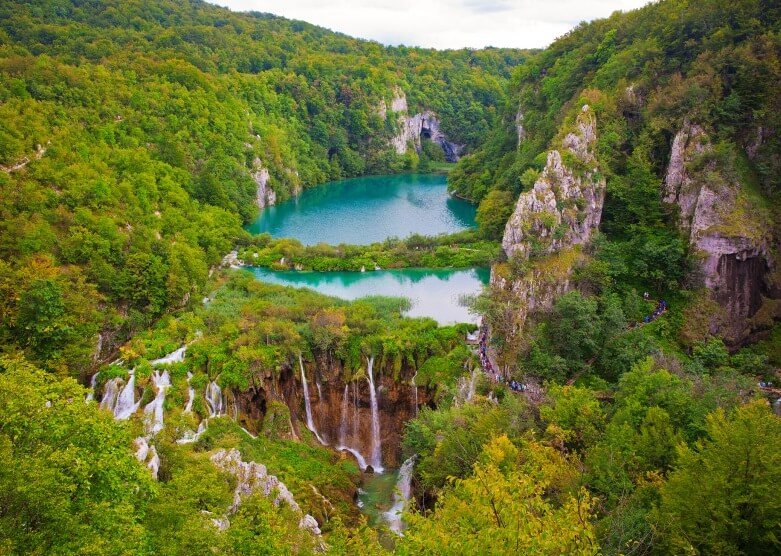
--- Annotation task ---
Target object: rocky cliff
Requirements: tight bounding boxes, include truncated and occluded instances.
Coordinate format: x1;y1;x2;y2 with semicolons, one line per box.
502;104;605;260
387;89;464;162
491;105;605;349
252;157;276;208
663;120;780;345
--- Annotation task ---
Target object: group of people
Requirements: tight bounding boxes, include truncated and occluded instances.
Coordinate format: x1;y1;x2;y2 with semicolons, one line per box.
476;323;528;392
508;380;527;392
476;323;497;379
642;297;668;324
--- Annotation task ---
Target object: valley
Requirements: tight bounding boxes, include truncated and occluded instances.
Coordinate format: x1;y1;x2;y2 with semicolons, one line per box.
1;0;781;554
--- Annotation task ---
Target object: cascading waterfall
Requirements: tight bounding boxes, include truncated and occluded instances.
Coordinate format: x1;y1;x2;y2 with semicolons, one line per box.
85;373;99;402
366;356;383;472
114;370;141;420
184;372;194;413
150;345;186;366
337;383;370;469
205;381;223;417
144;370;171;435
299;354;327;445
341;447;368;470
352;382;359;439
339;384;349;446
178;420;207;444
384;455;417;535
99;377;121;412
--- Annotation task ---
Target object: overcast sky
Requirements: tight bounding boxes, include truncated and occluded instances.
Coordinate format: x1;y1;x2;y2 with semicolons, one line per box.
207;0;652;50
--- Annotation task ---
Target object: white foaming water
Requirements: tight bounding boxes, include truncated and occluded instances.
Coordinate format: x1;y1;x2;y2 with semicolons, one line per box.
150;345;186;366
366;356;383;472
178;420;207;444
146;445;160;480
144;370;171;435
99;377;121;412
339;384;349;446
411;371;419;416
184;372;194;413
205;381;223;417
114;371;141;420
300;354;327;445
85;373;99;402
384;455;417;535
339;446;368;470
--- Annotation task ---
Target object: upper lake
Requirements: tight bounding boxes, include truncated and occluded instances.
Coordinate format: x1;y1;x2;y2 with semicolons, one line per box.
246;174;476;245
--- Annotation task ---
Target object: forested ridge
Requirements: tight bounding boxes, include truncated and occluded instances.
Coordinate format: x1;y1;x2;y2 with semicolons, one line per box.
0;0;526;374
2;0;781;555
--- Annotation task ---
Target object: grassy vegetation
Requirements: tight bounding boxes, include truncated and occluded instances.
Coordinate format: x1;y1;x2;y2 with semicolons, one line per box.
236;230;500;271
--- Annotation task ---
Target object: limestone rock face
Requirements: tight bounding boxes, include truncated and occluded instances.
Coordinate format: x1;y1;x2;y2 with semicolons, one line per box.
387;89;464;162
211;448;322;536
502;105;605;261
252;157;276;208
515;105;525;147
663;120;779;344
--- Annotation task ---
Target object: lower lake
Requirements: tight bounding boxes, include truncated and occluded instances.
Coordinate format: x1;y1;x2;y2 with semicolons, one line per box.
246;267;490;325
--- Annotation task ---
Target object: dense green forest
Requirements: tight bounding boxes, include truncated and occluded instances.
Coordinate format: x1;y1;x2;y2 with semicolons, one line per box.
0;0;526;375
2;0;781;554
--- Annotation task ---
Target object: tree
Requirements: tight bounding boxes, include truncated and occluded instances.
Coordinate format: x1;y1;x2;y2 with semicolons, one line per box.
655;400;781;555
399;436;599;555
0;356;154;554
475;189;515;240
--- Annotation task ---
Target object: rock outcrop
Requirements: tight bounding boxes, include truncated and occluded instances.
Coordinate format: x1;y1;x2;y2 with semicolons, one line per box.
515;105;525;148
387;89;464;162
252;157;276;208
493;105;605;344
663;120;779;345
211;448;322;538
502;105;605;260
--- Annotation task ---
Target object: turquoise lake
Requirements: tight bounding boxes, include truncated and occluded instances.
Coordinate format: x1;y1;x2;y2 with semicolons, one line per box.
246;174;476;245
247;267;489;325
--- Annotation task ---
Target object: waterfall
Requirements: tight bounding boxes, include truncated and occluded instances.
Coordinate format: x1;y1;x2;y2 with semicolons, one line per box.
352;382;359;439
114;371;141;420
456;368;480;406
184;372;194;413
337;381;369;470
144;370;171;435
366;356;383;472
206;381;223;417
299;354;326;445
315;377;323;403
85;373;99;402
147;445;160;480
384;455;417;535
135;437;161;480
340;447;368;470
339;384;349;446
99;377;121;413
411;371;419;416
178;420;207;444
150;345;186;366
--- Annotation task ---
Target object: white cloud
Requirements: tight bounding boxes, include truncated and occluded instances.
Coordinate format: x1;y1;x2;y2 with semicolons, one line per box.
207;0;652;49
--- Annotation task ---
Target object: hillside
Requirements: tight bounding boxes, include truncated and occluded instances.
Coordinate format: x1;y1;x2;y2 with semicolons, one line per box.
0;0;527;374
453;0;781;360
2;1;781;555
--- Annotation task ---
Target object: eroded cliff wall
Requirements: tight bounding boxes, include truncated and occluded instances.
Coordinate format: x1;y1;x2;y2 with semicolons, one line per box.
663;120;781;345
